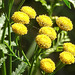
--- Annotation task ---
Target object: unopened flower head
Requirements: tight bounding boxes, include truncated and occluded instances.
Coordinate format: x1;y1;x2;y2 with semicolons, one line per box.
21;6;36;19
36;34;51;49
40;58;55;73
39;26;57;40
59;51;74;64
63;43;75;56
56;17;73;31
36;15;53;27
12;23;28;35
11;11;30;24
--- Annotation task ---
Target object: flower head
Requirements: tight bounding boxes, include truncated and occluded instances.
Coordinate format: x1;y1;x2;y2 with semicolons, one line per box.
11;11;30;24
21;6;36;19
40;58;55;73
59;51;74;64
36;15;53;27
56;17;73;31
12;23;28;35
36;34;51;49
63;43;75;56
39;26;57;40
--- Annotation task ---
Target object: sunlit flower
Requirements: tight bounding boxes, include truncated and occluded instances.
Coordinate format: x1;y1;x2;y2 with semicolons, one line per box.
11;11;30;24
59;51;74;64
40;58;55;73
36;34;51;49
39;26;57;40
12;23;28;35
56;17;73;31
63;43;75;56
36;15;53;27
21;6;36;19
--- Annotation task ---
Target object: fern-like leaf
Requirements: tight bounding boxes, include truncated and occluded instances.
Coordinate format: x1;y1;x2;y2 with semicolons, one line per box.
0;57;7;68
12;62;28;75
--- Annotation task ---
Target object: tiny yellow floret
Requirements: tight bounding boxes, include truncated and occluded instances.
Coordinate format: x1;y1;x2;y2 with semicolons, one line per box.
36;34;51;49
59;51;74;64
39;26;57;40
36;15;53;27
40;58;55;73
12;23;28;35
56;17;73;31
11;11;30;24
21;6;36;19
63;43;75;56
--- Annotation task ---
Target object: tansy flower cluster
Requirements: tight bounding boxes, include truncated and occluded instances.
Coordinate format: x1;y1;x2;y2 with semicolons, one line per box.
11;6;36;35
59;42;75;64
36;15;57;49
56;17;73;31
40;58;55;73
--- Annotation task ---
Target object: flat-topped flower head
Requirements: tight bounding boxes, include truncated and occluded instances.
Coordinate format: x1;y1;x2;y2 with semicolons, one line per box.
56;17;73;31
36;34;51;49
40;58;55;73
12;23;28;35
11;11;30;24
39;26;57;40
21;6;36;19
36;15;53;27
63;43;75;56
59;51;74;64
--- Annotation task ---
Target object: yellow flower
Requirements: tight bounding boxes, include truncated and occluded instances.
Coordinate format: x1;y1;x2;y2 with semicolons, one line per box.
63;43;75;56
40;58;55;73
56;17;73;31
12;23;28;35
36;15;53;27
36;34;51;49
11;11;30;24
59;51;74;64
20;6;36;19
39;26;57;40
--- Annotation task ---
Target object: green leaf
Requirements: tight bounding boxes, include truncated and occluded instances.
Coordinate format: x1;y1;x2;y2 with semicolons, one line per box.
0;44;8;54
0;13;6;40
68;0;75;8
0;0;2;9
0;57;7;68
12;62;27;75
63;0;71;9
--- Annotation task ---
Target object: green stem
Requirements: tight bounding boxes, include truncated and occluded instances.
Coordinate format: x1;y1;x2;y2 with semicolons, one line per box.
22;50;31;67
49;61;65;75
17;0;26;11
7;0;14;75
0;17;8;75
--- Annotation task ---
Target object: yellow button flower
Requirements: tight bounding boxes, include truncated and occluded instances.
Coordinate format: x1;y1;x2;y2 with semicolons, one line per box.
36;34;51;49
36;15;53;27
12;23;28;35
59;51;74;64
63;43;75;56
40;58;55;73
39;26;57;40
21;6;36;19
11;11;30;24
56;17;73;31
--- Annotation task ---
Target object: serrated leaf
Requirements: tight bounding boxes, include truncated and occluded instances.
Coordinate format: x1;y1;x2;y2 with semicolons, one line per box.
0;57;7;68
0;44;8;54
63;0;71;9
68;0;75;8
12;62;27;75
0;13;6;40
